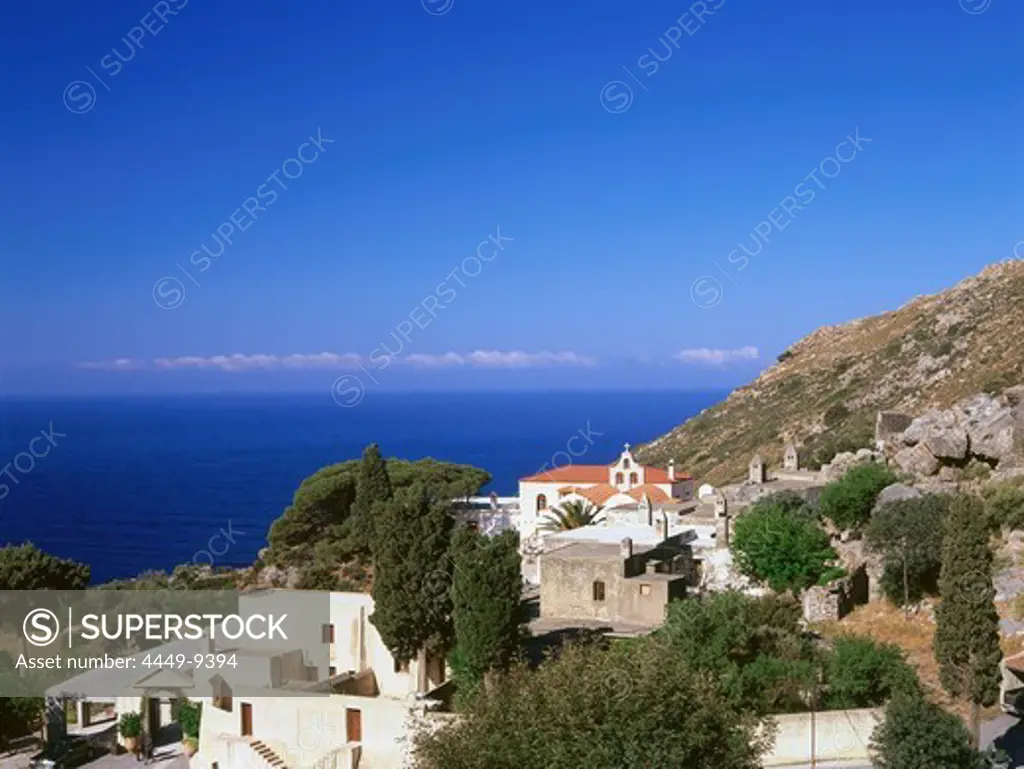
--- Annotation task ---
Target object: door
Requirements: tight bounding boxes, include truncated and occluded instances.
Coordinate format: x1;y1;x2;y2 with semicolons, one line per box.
345;708;362;743
240;703;253;737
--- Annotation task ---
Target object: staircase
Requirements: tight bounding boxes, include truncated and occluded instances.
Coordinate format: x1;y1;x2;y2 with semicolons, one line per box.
246;738;291;768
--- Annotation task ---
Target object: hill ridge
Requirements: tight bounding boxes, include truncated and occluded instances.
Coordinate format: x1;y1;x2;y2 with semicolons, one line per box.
637;260;1024;484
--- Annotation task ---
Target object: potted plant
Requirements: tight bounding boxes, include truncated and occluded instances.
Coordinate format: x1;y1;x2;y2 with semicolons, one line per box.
177;699;202;757
118;712;142;754
182;736;198;758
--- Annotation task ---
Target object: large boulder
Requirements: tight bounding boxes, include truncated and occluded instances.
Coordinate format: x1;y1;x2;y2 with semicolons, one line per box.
873;483;922;512
954;392;1020;462
901;409;968;460
820;449;883;482
893;442;940;476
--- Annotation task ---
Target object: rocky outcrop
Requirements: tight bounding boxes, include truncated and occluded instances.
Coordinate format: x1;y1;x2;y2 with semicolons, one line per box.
820;448;883;482
873;483;922;510
255;563;301;588
883;390;1024;478
893;443;941;476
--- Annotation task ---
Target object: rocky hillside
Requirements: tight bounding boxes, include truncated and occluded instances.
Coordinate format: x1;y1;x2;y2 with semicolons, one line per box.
638;260;1024;485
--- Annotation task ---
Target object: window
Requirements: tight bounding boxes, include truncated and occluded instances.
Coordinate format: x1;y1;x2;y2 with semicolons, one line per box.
394;658;410;673
615;472;623;485
329;666;337;677
592;581;605;601
623;458;631;469
213;695;233;712
321;624;335;644
639;584;651;597
536;494;547;512
629;472;638;485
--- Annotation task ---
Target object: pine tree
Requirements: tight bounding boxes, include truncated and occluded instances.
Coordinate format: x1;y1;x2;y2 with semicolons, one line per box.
450;528;522;695
933;494;1001;748
351;443;393;554
370;486;454;666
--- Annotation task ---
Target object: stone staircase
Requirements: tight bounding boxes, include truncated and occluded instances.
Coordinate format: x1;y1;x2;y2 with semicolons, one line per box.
247;738;291;768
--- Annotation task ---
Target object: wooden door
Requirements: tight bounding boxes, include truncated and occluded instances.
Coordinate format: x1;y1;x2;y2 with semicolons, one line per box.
345;708;362;743
240;703;253;737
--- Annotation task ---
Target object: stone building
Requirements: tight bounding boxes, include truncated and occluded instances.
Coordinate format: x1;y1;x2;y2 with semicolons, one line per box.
539;532;695;628
784;444;800;471
801;565;869;623
517;444;694;539
748;454;767;484
714;493;730;548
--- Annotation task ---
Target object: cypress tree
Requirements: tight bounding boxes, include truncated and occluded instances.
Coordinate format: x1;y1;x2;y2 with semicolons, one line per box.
450;528;522;694
352;443;393;554
370;486;454;666
933;494;1001;748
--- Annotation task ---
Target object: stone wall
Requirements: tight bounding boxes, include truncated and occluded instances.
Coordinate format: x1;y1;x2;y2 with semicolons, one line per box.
802;565;869;623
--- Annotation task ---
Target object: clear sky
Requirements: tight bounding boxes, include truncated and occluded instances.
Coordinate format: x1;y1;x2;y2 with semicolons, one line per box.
1;0;1021;394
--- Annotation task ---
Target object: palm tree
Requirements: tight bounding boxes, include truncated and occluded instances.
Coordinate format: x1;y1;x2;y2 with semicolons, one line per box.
539;499;604;532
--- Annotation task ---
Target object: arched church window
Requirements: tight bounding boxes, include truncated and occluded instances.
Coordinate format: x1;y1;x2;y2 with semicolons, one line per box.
623;458;631;469
615;472;624;485
629;472;638;485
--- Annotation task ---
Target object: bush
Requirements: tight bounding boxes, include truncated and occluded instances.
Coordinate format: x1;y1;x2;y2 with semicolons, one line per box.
732;499;840;593
983;479;1024;531
118;712;142;739
296;564;343;590
0;698;43;745
823;403;851;428
412;639;771;769
870;694;986;769
176;699;201;740
822;636;920;709
659;592;816;714
819;463;897;530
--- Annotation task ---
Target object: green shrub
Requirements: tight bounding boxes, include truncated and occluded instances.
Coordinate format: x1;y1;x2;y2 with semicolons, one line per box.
819;463;897;530
870;694;986;769
118;712;142;739
176;699;201;740
983;479;1024;530
732;499;840;593
823;636;920;709
659;592;816;715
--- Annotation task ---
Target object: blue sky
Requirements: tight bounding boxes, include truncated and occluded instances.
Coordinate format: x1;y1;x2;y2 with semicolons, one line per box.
1;0;1021;394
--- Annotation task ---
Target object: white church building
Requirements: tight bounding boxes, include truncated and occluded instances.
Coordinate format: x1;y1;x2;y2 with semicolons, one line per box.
517;444;694;538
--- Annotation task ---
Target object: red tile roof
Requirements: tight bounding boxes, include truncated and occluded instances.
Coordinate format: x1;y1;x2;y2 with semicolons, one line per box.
520;465;610;483
576;484;621;506
626;485;673;504
520;464;691;484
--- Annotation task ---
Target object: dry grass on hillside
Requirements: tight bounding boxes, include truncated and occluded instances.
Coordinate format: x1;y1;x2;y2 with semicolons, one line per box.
816;600;1017;722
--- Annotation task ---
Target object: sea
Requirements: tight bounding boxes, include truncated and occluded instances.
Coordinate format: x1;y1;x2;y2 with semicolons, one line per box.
0;391;723;584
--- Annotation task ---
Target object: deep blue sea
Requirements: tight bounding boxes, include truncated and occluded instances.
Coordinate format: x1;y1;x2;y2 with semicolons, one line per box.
0;391;723;584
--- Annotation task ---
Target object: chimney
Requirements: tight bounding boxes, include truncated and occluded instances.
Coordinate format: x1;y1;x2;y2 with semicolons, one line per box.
668;459;676;482
619;537;633;559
